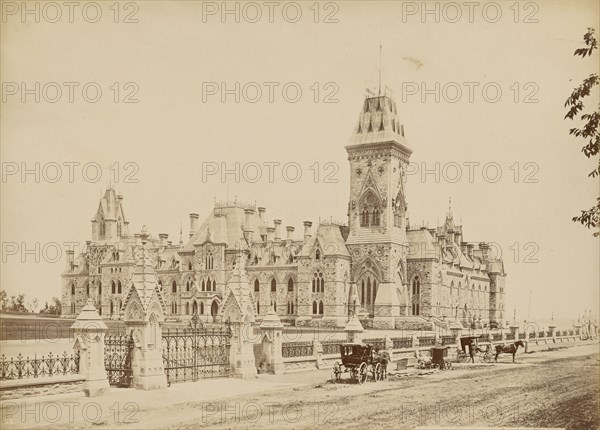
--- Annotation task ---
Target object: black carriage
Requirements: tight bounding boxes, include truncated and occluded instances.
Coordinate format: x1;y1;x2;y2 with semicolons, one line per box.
331;343;386;384
455;335;493;363
431;346;452;369
417;346;452;370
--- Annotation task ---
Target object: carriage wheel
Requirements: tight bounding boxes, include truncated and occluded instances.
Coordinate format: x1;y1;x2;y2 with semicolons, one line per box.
357;362;368;385
483;353;493;363
431;363;439;370
445;361;452;370
417;361;425;370
373;363;383;382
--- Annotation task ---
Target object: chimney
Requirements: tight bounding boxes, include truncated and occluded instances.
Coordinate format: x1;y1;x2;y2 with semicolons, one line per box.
159;233;168;246
66;250;74;270
273;219;282;241
479;242;490;260
460;241;468;255
257;207;266;220
467;244;475;259
244;208;254;228
244;228;254;243
303;221;312;241
266;226;275;243
189;213;199;238
286;226;294;241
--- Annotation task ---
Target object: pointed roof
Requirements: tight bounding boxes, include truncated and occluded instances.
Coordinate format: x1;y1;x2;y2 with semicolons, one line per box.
93;187;125;222
122;227;166;313
347;90;411;152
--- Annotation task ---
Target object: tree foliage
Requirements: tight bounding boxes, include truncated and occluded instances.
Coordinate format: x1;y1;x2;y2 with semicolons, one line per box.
565;28;600;236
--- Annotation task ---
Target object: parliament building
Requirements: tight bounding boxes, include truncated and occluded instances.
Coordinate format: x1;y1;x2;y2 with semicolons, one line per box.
61;89;506;329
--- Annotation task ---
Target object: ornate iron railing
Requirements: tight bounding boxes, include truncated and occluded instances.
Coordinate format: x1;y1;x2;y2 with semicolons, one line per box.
392;337;412;349
162;315;231;384
418;336;436;347
538;331;545;338
104;332;134;387
441;335;456;346
282;342;313;358
363;338;386;350
506;332;515;340
0;352;80;381
321;340;341;355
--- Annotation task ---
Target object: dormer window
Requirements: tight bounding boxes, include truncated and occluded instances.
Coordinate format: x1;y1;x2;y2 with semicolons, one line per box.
315;249;320;260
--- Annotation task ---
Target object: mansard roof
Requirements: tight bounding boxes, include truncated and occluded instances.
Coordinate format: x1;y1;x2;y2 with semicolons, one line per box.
300;223;350;258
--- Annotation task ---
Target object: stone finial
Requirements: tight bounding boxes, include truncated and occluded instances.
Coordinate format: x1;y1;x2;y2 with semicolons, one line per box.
71;299;108;331
260;307;284;330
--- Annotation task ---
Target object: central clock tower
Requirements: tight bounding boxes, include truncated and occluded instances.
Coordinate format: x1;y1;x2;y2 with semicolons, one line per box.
345;90;413;328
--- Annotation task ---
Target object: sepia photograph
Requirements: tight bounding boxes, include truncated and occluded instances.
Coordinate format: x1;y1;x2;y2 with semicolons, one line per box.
1;1;599;429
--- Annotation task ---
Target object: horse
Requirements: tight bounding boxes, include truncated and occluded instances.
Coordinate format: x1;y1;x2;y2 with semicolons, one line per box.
494;340;525;363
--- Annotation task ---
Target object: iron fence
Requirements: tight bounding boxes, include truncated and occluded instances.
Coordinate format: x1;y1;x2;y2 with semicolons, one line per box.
392;337;412;349
0;352;80;381
363;338;386;350
282;341;313;358
104;332;134;387
162;315;231;384
441;335;456;346
321;340;341;356
418;336;436;347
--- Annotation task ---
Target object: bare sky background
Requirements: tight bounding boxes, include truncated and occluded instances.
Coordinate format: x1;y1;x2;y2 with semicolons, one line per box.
1;0;599;324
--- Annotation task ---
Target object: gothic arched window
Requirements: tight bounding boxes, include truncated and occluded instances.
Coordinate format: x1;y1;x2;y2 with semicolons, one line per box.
200;302;204;314
312;301;318;314
117;280;122;294
172;281;177;293
287;278;294;292
98;214;105;237
186;280;190;292
254;279;260;293
313;271;324;293
188;261;193;271
71;283;75;295
412;277;420;295
205;251;213;270
372;206;380;226
202;279;205;291
315;249;320;260
86;283;90;296
319;301;324;315
186;302;190;315
212;279;216;291
271;278;276;292
361;206;369;226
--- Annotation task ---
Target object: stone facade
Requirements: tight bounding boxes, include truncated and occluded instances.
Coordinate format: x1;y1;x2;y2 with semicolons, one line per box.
61;89;505;329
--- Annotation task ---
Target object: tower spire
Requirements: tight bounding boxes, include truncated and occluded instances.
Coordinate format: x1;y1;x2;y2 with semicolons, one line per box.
378;44;383;96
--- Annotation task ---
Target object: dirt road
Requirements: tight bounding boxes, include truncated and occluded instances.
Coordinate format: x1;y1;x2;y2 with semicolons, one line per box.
3;343;598;429
171;344;600;430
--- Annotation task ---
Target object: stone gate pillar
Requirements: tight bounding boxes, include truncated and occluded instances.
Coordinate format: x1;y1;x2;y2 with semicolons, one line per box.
122;227;168;390
71;299;110;397
345;315;364;343
221;252;257;379
259;308;284;374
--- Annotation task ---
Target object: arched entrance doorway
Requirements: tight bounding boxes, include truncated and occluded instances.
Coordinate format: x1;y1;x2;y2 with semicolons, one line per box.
211;301;218;322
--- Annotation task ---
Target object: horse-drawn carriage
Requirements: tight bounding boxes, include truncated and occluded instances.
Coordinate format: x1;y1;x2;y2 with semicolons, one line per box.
331;343;388;384
417;346;453;370
455;335;494;363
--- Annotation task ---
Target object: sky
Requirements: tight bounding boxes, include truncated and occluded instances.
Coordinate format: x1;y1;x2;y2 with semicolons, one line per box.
1;0;599;323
